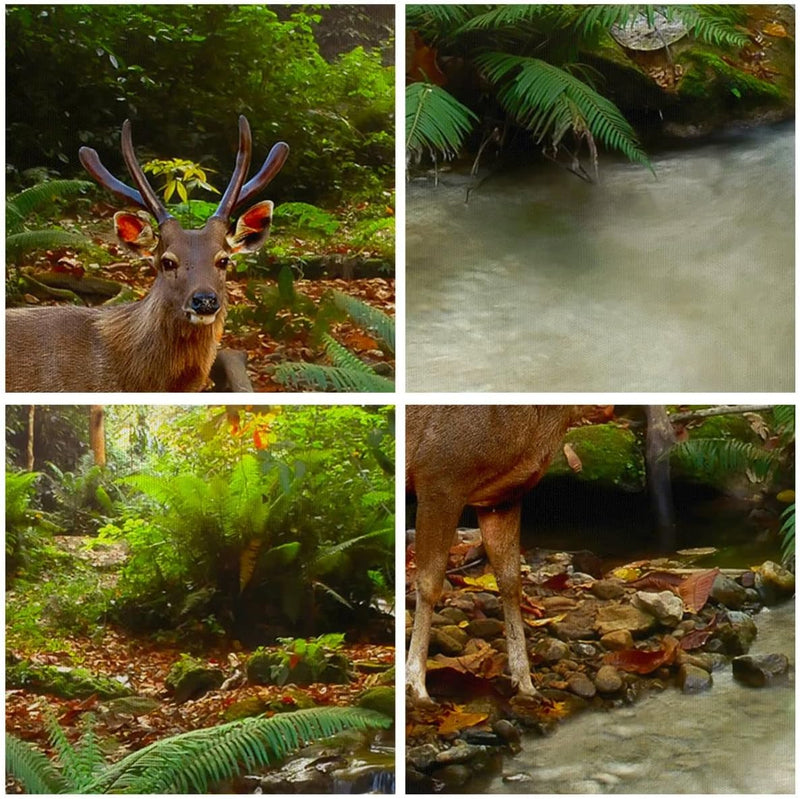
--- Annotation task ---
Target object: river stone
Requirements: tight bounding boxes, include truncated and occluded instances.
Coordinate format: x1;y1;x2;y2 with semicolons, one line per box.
433;764;472;788
594;665;623;694
435;742;487;765
553;602;600;640
757;561;795;599
493;718;522;746
472;592;502;617
431;627;466;656
632;590;684;626
732;653;791;687
438;624;470;648
678;663;713;693
439;606;470;625
574;642;598;658
710;573;748;609
591;579;626;600
711;610;758;655
567;671;597;699
595;603;657;637
535;637;570;663
407;743;439;771
600;629;634;651
467;618;505;639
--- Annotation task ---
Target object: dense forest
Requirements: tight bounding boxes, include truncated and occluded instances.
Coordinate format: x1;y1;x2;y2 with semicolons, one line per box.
6;405;395;793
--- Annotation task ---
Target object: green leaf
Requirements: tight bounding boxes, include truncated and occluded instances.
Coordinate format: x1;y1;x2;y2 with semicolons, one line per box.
406;82;478;161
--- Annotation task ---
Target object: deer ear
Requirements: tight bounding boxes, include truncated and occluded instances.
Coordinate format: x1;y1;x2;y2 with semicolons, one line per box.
227;200;273;253
114;212;157;253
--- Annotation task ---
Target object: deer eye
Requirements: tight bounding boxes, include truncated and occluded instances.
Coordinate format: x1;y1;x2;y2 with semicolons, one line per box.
160;256;178;272
216;255;232;270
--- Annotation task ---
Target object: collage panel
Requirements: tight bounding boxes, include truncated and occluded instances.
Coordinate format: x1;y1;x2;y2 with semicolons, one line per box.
6;404;396;794
6;5;395;394
405;5;794;393
405;403;795;794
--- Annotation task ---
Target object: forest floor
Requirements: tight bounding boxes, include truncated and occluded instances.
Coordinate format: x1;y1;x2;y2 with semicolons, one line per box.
8;203;395;391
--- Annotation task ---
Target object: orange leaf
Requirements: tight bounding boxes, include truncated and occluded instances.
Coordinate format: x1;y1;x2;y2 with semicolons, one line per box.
604;637;678;674
677;568;720;613
437;706;489;734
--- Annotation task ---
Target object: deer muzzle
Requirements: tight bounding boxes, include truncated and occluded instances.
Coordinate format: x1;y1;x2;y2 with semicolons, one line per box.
186;291;221;325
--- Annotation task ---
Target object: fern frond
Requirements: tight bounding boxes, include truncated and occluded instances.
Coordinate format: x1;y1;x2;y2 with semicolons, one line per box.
457;4;574;32
90;707;391;794
671;438;780;482
676;6;750;49
406;82;478;162
7;180;93;229
780;503;795;564
45;712;104;792
5;733;70;794
475;53;653;171
574;4;653;36
6;230;92;261
331;290;395;354
273;362;395;393
772;405;795;440
407;4;474;36
322;334;376;375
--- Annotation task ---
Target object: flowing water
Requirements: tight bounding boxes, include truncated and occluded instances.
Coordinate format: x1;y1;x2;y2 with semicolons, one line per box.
467;600;795;794
407;124;794;392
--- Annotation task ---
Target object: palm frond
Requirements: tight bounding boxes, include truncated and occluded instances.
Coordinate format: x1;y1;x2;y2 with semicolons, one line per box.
457;4;575;32
773;405;795;440
674;6;750;49
574;4;654;36
475;53;652;171
780;503;795;564
406;4;475;36
406;82;478;162
89;707;391;794
331;290;395;354
5;733;69;794
273;361;395;393
671;438;780;482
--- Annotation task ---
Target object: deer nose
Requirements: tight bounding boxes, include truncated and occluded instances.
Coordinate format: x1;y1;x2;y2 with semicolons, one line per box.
190;292;220;316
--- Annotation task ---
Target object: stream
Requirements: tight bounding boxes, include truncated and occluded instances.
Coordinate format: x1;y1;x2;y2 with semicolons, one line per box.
462;600;794;794
407;123;794;392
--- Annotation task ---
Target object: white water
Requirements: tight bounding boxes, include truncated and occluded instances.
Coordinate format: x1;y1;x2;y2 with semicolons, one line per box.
407;125;794;392
472;601;794;794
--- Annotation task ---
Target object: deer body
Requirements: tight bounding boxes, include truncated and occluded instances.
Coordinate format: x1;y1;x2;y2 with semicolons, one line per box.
406;405;582;704
6;118;288;393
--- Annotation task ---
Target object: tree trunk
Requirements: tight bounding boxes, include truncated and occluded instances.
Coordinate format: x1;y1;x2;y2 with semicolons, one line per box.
645;405;677;550
90;405;106;467
26;405;35;471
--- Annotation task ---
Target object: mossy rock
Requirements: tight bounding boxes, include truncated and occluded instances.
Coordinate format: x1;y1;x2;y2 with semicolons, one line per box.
356;686;395;719
222;695;271;722
267;687;317;712
547;424;645;492
247;647;352;686
165;654;224;703
7;660;133;700
370;665;395;686
246;649;286;685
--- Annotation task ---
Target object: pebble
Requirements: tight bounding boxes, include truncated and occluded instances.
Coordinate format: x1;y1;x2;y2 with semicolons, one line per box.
594;664;623;693
732;653;791;687
568;671;597;698
678;663;713;693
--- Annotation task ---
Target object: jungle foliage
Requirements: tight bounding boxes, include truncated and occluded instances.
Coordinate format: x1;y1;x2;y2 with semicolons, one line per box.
6;5;394;208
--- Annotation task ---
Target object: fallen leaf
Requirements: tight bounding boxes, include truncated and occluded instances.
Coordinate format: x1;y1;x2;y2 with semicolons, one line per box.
677;568;720;613
563;443;583;472
437;706;489;734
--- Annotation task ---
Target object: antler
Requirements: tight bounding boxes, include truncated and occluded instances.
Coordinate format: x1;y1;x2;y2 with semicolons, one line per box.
235;140;290;212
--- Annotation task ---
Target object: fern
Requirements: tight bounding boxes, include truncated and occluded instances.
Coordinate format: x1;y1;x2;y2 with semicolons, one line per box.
273;361;394;392
671;6;750;49
475;53;653;171
406;82;478;162
671;438;780;482
7;180;93;233
780;503;794;564
331;290;395;354
7;707;391;794
7;230;93;261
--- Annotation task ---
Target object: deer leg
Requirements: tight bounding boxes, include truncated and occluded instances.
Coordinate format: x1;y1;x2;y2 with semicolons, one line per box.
477;502;538;697
406;495;463;704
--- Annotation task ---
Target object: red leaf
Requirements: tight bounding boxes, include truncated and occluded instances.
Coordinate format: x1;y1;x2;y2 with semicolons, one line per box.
604;637;678;674
678;568;720;613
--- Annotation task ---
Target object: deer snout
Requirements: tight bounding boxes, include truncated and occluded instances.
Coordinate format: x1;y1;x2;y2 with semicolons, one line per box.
185;291;221;325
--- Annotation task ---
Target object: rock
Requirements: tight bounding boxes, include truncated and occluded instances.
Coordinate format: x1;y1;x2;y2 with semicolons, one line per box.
595;603;657;637
472;592;502;617
574;643;598;658
492;718;521;747
435;742;487;765
438;624;470;648
600;629;634;651
553;601;601;640
535;637;570;663
711;610;758;655
732;653;791;687
567;671;597;699
433;764;472;787
632;591;684;627
677;663;713;693
223;695;271;721
710;573;748;609
676;651;715;673
594;665;623;694
165;655;224;703
590;579;626;600
756;561;795;602
467;618;505;639
6;660;133;700
430;627;466;656
439;607;470;625
407;743;439;770
357;686;395;717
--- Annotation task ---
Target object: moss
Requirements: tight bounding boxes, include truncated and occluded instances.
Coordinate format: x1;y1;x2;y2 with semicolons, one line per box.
7;660;133;700
165;654;223;703
356;686;395;719
547;424;645;492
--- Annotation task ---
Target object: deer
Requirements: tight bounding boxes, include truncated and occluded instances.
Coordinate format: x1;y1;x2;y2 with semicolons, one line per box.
6;116;289;392
406;405;584;705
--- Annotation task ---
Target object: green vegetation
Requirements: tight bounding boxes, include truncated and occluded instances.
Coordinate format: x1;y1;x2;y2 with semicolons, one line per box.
6;706;391;794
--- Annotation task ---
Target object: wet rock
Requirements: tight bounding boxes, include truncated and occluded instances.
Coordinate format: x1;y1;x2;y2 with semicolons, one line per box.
492;718;521;747
710;610;758;655
438;624;470;648
710;573;748;609
407;743;439;771
600;629;634;651
439;607;470;625
467;618;505;639
595;603;657;637
591;579;626;600
567;671;597;699
553;602;601;640
676;651;715;673
678;663;713;693
756;561;795;602
435;742;487;765
472;592;502;617
732;653;791;687
632;590;684;626
535;637;570;663
594;665;623;694
502;771;533;785
574;642;598;658
430;627;466;656
433;764;472;787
